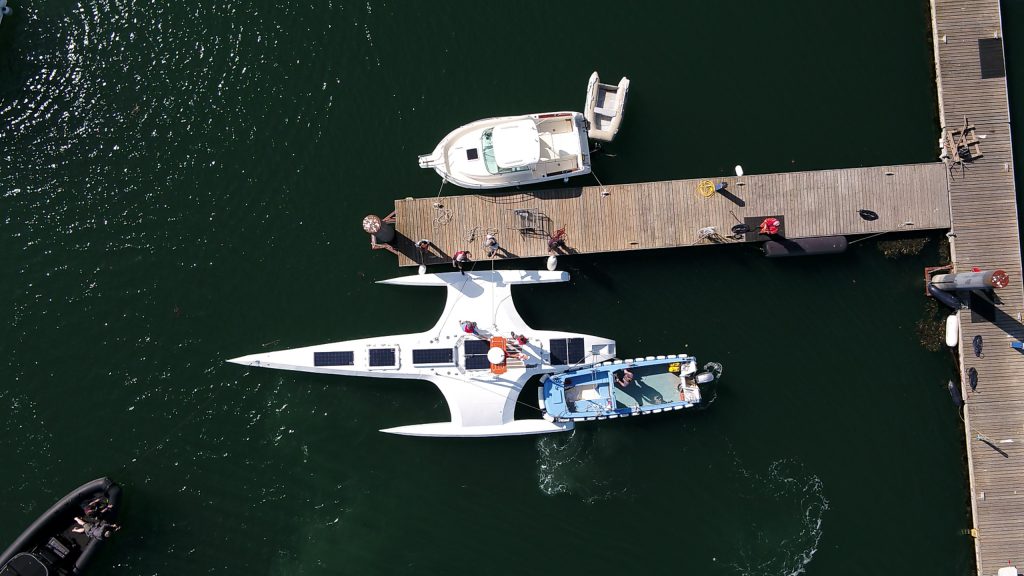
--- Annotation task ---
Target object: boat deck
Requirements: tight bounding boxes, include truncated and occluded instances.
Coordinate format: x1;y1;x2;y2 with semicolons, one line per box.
931;0;1024;573
612;367;680;408
382;163;950;267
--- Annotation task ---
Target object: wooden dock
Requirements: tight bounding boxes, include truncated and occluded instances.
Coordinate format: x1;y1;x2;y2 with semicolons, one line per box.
932;0;1024;573
382;163;950;267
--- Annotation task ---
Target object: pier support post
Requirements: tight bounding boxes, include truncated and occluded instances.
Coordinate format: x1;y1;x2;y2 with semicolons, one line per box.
931;269;1010;291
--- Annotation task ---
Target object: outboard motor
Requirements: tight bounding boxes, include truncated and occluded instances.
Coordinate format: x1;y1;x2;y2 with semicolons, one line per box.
696;371;715;385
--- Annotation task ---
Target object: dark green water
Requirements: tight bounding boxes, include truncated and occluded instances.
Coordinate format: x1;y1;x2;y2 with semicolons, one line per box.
0;1;993;574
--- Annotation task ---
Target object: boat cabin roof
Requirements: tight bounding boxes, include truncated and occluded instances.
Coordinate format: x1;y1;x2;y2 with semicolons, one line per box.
491;119;540;169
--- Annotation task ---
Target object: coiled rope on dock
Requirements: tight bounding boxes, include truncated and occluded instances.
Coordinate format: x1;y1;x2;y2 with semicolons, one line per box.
432;208;453;227
431;178;453;228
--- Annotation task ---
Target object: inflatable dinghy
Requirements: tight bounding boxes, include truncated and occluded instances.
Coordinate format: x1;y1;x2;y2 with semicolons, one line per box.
928;283;962;310
763;236;847;257
0;478;122;576
584;71;629;142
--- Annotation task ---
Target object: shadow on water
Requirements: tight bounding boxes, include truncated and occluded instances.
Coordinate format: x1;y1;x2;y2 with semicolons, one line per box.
566;259;617;292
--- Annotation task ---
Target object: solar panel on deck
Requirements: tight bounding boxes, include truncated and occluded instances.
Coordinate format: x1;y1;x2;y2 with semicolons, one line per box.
549;339;567;365
314;351;354;366
464;340;489;355
368;348;397;367
465;355;491;370
567;338;585;365
412;348;454;364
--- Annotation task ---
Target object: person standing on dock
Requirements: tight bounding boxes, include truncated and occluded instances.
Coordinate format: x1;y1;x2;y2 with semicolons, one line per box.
547;227;567;253
483;234;499;258
453;250;471;274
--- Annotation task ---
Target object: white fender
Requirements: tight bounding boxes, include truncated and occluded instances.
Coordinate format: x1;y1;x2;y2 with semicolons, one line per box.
546;255;558;271
945;314;959;347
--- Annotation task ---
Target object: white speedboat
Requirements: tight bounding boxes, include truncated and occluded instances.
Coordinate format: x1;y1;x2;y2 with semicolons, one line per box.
227;270;616;437
418;112;592;189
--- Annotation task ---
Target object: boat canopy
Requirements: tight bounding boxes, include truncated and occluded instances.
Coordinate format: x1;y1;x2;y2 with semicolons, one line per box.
491;119;540;169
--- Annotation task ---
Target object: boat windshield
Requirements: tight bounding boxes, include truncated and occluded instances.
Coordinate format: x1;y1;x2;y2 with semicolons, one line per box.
481;129;530;175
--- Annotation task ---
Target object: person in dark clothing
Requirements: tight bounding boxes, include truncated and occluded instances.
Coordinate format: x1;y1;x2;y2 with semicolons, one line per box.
452;250;471;274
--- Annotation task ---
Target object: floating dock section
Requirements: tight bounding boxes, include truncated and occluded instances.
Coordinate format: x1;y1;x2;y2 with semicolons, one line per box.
375;163;950;267
931;0;1024;573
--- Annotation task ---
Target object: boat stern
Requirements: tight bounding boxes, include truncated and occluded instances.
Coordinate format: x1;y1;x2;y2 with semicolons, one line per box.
538;374;569;421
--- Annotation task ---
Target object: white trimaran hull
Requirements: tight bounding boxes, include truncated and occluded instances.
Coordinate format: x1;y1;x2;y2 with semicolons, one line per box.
228;270;616;437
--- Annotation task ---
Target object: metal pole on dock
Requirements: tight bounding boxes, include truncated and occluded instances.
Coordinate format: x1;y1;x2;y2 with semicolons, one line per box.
931;269;1010;291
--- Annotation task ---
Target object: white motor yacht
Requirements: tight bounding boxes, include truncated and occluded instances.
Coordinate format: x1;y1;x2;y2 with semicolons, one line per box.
418;112;592;189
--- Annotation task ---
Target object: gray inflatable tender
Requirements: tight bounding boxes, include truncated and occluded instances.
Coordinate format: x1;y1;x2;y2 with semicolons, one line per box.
763;236;848;257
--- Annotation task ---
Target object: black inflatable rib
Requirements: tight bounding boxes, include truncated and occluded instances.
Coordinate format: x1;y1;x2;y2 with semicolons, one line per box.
0;477;121;575
928;283;963;310
947;380;964;407
763;236;848;258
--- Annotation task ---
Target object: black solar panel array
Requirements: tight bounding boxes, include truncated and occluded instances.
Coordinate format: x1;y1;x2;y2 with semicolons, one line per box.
549;339;567;365
463;339;491;370
549;338;585;365
463;340;489;355
412;348;454;365
368;348;397;367
313;351;355;366
465;355;491;370
567;338;585;365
